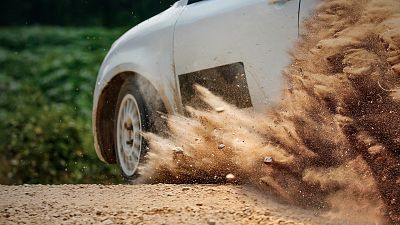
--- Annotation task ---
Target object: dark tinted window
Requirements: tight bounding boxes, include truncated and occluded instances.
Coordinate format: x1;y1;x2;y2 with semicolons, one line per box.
188;0;204;5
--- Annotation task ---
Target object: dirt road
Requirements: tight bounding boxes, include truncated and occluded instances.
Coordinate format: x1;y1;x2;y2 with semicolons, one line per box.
0;184;351;225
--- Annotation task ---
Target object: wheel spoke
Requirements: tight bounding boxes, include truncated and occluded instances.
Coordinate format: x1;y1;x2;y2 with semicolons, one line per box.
124;153;130;169
128;100;133;114
131;147;139;159
124;102;129;116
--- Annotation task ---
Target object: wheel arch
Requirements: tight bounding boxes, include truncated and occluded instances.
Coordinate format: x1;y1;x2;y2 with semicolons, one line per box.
93;71;169;164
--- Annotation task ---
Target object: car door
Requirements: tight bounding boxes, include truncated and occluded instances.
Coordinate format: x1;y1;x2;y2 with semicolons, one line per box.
174;0;299;111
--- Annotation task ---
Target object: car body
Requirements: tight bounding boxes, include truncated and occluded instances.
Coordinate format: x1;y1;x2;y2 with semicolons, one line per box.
93;0;319;178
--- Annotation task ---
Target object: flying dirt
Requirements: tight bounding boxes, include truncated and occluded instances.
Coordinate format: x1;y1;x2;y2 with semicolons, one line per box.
140;0;400;224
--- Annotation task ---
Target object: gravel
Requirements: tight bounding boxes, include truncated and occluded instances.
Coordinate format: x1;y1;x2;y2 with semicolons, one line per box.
0;184;345;225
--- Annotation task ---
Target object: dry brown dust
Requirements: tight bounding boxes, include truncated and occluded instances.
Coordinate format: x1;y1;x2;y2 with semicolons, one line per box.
141;0;400;224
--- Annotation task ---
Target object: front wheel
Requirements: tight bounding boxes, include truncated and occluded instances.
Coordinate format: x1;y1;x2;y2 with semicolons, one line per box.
114;78;148;179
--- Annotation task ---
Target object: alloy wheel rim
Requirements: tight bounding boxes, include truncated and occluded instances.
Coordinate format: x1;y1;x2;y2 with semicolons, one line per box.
116;94;142;176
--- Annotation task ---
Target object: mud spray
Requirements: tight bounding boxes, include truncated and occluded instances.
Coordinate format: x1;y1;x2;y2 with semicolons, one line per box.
140;0;400;224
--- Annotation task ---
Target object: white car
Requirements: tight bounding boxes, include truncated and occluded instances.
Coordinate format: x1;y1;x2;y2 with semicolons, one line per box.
93;0;319;179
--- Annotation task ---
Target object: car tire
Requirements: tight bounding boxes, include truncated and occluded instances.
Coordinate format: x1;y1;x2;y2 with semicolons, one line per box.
114;77;149;180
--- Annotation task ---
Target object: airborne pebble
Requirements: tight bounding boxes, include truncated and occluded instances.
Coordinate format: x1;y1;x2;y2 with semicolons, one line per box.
263;156;273;164
226;173;236;181
215;107;225;113
172;147;184;154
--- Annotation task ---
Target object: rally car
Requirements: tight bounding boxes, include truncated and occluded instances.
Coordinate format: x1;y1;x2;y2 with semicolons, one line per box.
93;0;319;179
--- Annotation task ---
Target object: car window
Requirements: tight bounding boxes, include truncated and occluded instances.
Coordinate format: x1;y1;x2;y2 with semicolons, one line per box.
188;0;205;5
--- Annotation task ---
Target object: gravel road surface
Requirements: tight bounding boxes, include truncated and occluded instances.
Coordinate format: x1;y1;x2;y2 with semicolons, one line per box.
0;184;346;225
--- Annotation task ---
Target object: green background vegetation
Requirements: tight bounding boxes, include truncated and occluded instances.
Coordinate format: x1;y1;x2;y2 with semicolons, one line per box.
0;0;176;27
0;0;175;184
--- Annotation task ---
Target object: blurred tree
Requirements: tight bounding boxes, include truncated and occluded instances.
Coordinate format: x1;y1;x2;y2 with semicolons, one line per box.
0;0;177;27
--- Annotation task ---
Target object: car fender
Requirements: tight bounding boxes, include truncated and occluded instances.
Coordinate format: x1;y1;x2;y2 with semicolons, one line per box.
93;1;186;162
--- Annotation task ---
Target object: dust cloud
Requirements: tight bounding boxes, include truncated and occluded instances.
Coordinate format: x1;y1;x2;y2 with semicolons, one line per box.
140;0;400;224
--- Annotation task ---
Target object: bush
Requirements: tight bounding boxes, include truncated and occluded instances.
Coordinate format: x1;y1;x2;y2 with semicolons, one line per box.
0;27;125;184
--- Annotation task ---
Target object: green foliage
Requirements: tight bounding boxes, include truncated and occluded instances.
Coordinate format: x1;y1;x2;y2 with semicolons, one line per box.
0;27;125;184
0;0;177;27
